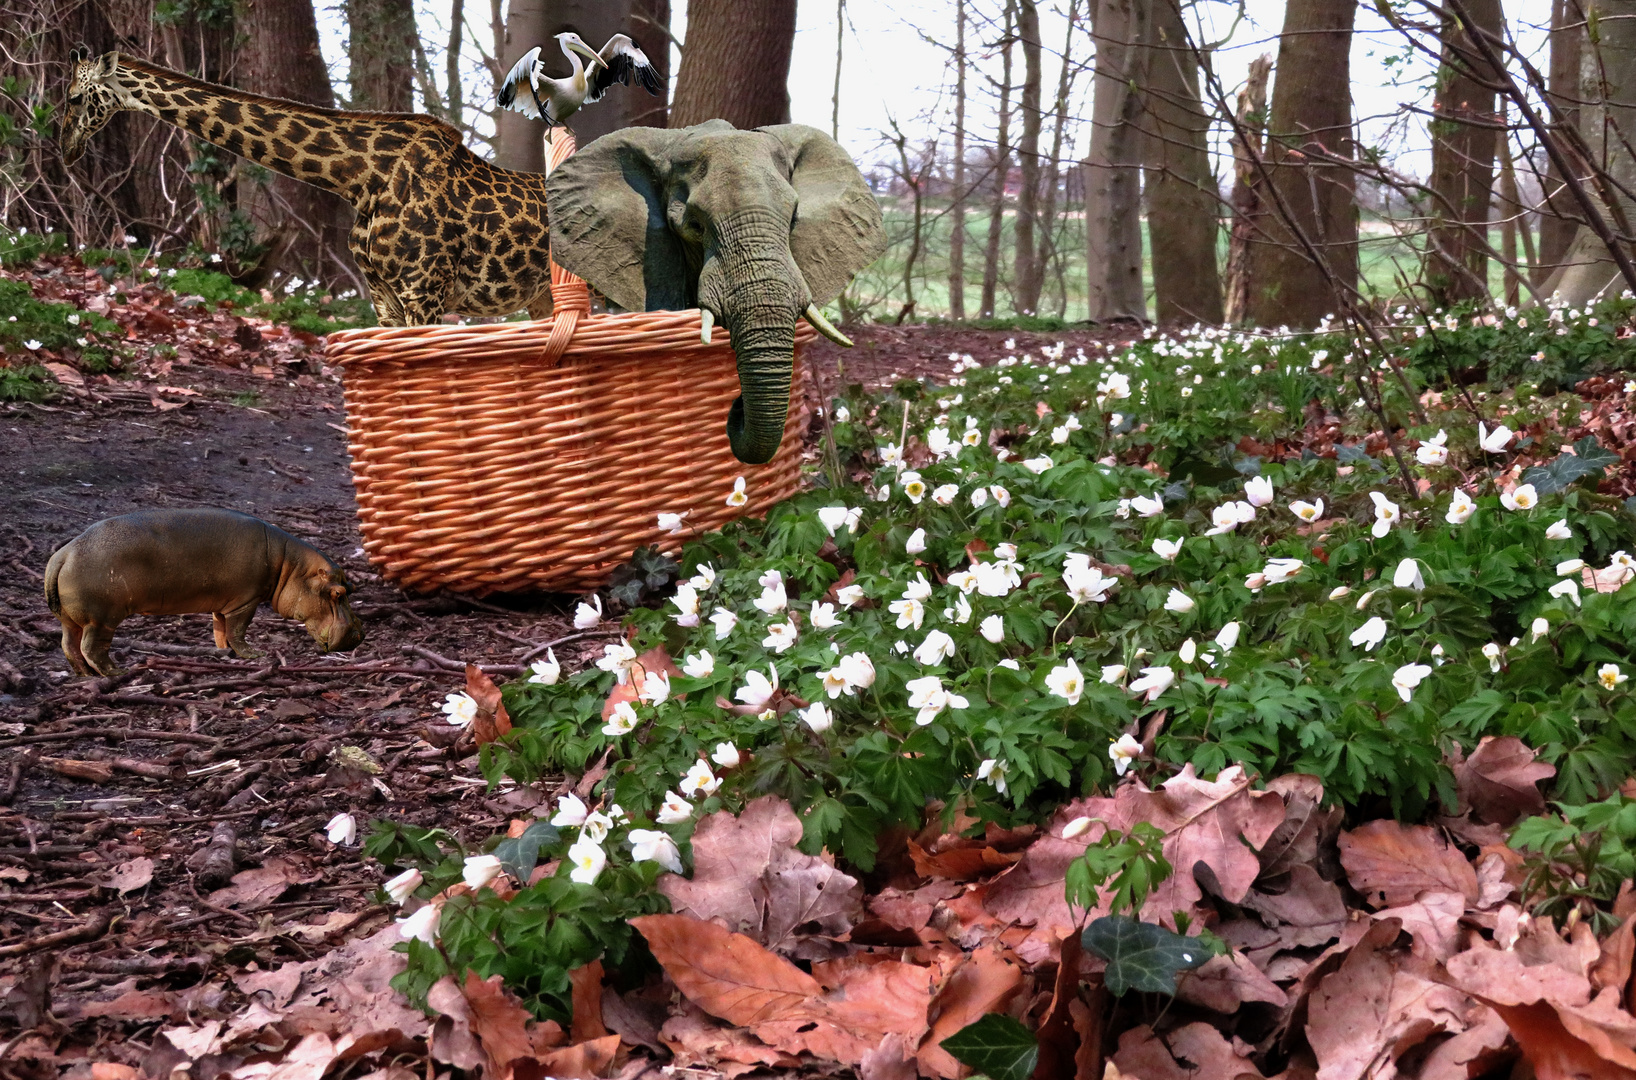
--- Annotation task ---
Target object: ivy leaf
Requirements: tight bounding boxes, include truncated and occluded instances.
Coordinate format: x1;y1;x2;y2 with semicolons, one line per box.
941;1013;1039;1080
492;819;560;881
1522;437;1620;494
1081;915;1210;996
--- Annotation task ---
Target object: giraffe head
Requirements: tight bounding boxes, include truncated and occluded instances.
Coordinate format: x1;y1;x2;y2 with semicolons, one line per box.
61;51;125;167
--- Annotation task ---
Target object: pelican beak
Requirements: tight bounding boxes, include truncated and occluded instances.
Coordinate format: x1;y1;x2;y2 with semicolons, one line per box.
569;42;607;68
803;304;853;348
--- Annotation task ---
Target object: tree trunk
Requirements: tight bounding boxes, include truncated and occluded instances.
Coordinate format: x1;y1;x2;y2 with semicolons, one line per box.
949;0;968;320
1537;0;1584;283
1084;0;1149;322
347;0;416;111
1012;0;1044;315
447;0;466;129
1423;0;1503;306
1245;0;1357;330
237;0;356;288
1143;0;1223;323
832;0;845;139
1224;54;1271;324
980;0;1017;320
890;122;926;324
1032;0;1080;318
1547;1;1636;305
496;0;549;170
1496;106;1535;305
670;0;795;128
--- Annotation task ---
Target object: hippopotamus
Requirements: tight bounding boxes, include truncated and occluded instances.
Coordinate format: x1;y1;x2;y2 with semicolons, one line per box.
44;508;364;676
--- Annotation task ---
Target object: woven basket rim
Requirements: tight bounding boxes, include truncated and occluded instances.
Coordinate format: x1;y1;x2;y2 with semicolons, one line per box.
326;306;719;345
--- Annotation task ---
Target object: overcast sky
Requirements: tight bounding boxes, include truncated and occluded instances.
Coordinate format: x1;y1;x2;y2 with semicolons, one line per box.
316;0;1555;182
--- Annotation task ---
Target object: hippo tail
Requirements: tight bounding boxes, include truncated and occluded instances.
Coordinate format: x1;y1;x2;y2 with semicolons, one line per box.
44;545;66;616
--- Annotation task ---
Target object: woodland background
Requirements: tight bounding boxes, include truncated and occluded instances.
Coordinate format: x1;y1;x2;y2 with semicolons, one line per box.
0;0;1621;330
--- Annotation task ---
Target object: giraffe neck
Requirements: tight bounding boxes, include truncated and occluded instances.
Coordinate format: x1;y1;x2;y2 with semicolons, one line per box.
110;58;421;206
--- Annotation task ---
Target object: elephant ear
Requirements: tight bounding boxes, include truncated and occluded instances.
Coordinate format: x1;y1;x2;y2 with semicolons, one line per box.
547;126;698;312
758;124;886;307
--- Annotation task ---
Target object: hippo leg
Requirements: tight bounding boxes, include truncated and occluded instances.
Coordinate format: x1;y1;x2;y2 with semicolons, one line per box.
59;618;93;677
80;621;123;677
220;602;261;659
212;613;231;650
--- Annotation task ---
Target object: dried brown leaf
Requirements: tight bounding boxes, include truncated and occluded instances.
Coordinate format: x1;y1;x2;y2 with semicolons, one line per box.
1455;736;1555;825
1240;865;1349;950
859;1034;919;1080
1337;820;1478;908
916;947;1025;1079
208;858;322;911
107;857;155;895
1034;932;1085;1080
1176;950;1289;1013
631;913;821;1025
528;1034;621;1080
569;961;607;1043
659;796;862;954
1371;890;1466;962
466;664;512;746
1305;919;1471;1080
986;765;1286;941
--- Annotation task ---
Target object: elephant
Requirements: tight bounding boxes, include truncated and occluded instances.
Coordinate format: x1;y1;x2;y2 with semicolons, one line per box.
545;120;886;465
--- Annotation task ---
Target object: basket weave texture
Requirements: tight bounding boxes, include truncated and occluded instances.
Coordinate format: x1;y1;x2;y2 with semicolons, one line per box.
325;132;813;596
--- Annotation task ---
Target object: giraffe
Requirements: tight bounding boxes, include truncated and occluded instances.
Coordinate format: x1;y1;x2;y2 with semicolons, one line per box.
61;52;556;326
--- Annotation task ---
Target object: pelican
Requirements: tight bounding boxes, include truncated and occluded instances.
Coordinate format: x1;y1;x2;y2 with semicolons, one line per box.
497;32;663;127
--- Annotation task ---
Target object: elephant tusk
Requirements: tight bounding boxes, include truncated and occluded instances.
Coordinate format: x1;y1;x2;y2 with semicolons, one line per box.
700;308;714;345
804;305;853;348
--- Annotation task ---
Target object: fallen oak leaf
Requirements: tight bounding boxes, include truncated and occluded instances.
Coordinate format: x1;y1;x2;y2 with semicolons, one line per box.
530;1033;621;1080
659;796;861;955
1455;736;1555;825
459;970;564;1080
916;946;1025;1079
630;913;820;1025
569;960;607;1043
1305;918;1472;1080
466;664;511;746
1337;819;1478;908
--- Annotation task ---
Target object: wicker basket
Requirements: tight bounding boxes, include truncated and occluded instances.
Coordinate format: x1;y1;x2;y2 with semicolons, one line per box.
324;132;813;596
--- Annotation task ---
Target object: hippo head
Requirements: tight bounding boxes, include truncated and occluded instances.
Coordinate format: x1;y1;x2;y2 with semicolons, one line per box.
287;565;365;652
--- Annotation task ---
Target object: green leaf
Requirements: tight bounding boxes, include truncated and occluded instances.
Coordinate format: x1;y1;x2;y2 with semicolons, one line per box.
1081;915;1210;996
940;1013;1039;1080
492;820;560;881
1522;438;1620;494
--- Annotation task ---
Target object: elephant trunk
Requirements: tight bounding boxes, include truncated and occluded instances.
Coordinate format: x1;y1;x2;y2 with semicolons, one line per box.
706;213;807;466
724;319;797;465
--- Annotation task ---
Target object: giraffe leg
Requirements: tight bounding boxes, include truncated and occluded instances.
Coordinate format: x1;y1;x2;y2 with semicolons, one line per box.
399;291;449;326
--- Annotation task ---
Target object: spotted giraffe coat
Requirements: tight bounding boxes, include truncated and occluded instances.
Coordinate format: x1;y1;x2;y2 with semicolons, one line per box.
62;52;556;325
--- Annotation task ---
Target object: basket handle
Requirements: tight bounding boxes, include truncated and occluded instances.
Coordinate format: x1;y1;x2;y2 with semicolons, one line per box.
542;129;591;367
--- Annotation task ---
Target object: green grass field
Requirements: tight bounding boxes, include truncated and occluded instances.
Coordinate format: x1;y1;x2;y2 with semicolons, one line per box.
852;199;1524;324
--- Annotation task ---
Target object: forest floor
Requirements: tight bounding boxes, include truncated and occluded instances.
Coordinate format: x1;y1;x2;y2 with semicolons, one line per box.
0;294;1127;1079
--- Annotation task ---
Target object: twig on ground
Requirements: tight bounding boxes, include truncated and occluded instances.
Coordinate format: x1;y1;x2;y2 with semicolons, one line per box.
519;629;625;663
0;910;110;957
404;644;522;676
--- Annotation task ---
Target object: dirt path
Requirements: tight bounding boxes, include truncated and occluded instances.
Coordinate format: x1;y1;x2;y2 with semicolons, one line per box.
0;318;1125;1061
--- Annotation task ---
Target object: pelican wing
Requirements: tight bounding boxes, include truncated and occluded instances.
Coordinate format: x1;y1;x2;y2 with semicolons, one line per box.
497;46;545;117
587;34;662;102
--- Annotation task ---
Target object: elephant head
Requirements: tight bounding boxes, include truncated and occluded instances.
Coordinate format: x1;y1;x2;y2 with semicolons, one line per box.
546;120;885;464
